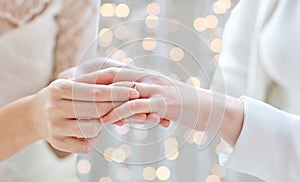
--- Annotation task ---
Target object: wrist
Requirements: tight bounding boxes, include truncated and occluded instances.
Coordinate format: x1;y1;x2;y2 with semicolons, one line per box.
24;95;42;142
218;96;244;146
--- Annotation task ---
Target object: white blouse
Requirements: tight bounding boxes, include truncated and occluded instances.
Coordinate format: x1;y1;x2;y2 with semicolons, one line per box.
217;0;300;181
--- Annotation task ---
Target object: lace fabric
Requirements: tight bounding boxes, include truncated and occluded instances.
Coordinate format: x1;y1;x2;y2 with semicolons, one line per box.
0;0;98;78
0;0;50;34
54;0;99;77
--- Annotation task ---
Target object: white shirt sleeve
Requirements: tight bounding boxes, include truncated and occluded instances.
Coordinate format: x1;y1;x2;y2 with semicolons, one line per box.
219;96;300;181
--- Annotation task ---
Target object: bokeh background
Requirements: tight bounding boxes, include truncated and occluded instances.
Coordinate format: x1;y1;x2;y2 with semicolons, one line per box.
77;1;263;181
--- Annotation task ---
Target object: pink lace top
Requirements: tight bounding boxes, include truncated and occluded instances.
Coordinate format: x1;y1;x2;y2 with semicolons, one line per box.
0;1;99;181
0;0;99;78
0;0;99;106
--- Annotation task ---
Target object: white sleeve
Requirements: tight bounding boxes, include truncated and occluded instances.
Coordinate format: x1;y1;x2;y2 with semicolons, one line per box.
219;96;300;181
212;0;256;97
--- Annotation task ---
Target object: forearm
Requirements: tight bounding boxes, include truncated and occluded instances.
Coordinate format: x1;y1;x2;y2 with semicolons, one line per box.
218;95;244;146
194;89;244;146
0;95;40;160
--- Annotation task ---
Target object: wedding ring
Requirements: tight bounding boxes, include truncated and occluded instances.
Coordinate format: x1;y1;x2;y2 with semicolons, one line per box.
131;81;137;90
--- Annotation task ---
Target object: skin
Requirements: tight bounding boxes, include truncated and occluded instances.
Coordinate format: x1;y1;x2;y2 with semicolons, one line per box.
0;58;169;161
75;61;244;147
0;58;243;161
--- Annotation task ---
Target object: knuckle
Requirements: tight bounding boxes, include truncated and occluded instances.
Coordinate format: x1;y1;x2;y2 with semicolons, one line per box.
107;67;119;78
50;79;71;96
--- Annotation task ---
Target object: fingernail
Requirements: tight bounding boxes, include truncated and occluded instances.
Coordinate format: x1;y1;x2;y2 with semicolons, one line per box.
129;90;139;99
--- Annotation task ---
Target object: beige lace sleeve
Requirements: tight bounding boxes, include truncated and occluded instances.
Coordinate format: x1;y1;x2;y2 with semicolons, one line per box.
53;0;99;77
0;0;50;35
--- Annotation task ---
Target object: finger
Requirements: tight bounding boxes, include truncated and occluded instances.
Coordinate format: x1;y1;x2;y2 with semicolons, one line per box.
146;113;160;124
51;79;139;101
113;114;147;126
52;100;123;119
51;133;101;154
113;121;124;126
102;98;163;124
75;58;143;76
110;81;160;98
160;119;171;128
50;119;102;138
74;67;147;85
67;100;123;119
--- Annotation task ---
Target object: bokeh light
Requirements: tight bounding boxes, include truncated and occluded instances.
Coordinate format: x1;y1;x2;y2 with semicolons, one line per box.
77;159;91;174
206;174;221;182
210;39;222;53
115;4;130;18
206;15;218;29
142;37;157;51
156;166;171;181
193;17;207;32
186;77;201;87
100;3;115;17
145;15;159;29
147;2;161;15
170;47;184;62
99;177;113;182
112;148;127;163
143;167;157;181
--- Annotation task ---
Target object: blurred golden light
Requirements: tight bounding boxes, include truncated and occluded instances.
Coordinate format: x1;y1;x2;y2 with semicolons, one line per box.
206;174;221;182
115;4;130;18
115;124;130;135
147;2;161;15
193;17;207;32
168;74;180;81
213;0;231;14
156;166;171;181
111;50;126;61
100;3;115;17
206;15;218;29
114;25;128;40
164;137;179;149
170;47;184;62
122;58;135;65
165;150;179;160
193;131;207;145
184;129;195;143
133;130;148;140
120;144;132;158
143;167;157;181
117;167;130;181
104;147;114;162
186;77;201;87
77;159;91;174
112;148;127;163
99;177;112;182
215;142;227;155
142;37;157;51
98;28;113;47
145;15;159;29
210;39;222;53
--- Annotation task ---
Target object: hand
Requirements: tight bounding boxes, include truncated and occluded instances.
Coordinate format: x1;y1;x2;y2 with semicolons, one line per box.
30;78;139;153
75;67;203;130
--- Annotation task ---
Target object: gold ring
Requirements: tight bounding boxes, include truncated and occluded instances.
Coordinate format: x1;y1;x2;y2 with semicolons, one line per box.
131;81;137;90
